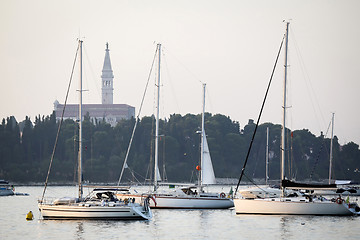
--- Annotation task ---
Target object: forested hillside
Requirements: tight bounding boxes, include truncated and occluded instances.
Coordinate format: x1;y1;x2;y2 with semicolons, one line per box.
0;112;359;184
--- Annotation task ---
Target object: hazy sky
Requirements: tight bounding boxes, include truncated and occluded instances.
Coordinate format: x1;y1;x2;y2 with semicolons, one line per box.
1;0;359;145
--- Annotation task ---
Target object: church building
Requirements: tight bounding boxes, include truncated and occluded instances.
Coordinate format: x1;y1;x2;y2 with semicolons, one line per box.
54;43;135;127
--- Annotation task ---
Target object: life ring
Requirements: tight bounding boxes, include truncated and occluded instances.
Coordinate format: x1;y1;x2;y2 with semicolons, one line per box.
336;197;343;204
220;192;226;198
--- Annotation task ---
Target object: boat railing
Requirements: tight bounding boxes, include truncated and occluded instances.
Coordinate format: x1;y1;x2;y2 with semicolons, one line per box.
38;197;58;205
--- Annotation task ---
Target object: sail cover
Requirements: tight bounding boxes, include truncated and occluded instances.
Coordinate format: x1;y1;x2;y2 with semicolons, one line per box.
202;132;216;184
282;179;337;189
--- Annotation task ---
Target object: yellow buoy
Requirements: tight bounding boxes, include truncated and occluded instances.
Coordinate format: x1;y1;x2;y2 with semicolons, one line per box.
26;211;34;220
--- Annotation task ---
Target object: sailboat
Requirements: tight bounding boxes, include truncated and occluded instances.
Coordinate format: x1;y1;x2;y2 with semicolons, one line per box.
38;40;152;220
234;22;360;215
116;44;233;209
312;113;360;196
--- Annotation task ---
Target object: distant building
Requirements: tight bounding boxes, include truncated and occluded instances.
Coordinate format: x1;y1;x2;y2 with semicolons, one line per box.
102;42;114;105
54;43;135;127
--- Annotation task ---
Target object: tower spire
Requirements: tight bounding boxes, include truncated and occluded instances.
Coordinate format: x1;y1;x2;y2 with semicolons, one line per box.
101;42;114;104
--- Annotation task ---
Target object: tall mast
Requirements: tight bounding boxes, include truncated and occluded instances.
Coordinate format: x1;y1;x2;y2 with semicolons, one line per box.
154;43;161;192
266;127;269;185
78;40;83;199
281;22;290;195
329;113;335;184
200;83;206;187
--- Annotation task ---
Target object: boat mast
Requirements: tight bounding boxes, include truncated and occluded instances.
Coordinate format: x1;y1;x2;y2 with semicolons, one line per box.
281;22;290;196
266;127;269;185
200;83;206;187
78;40;83;199
328;113;335;184
154;43;161;192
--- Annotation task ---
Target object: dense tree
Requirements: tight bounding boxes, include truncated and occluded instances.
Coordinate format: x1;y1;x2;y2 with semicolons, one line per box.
0;112;359;184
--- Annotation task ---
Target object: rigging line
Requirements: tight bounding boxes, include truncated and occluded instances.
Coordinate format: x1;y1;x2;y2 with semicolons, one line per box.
73;128;77;183
286;52;294;142
189;170;195;183
144;156;152;185
83;45;102;101
162;50;181;114
117;45;159;186
161;131;168;182
309;117;332;179
159;51;166;118
145;115;156;186
131;168;148;184
81;46;90;100
234;33;286;195
287;62;295;179
205;86;215;116
290;27;326;132
123;166;145;185
41;42;80;203
162;46;204;85
152;54;158;117
251;150;260;178
148;114;155;184
287;128;291;179
243;172;273;194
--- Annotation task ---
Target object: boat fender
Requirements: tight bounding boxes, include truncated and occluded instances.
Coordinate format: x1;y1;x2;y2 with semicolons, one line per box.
220;192;226;198
150;195;157;207
336;197;343;204
26;211;34;220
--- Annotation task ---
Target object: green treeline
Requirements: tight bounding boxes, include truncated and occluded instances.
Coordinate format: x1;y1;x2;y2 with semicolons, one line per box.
0;112;359;184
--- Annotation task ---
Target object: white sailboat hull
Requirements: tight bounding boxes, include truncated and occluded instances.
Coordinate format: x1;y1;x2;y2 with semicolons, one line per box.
38;203;152;220
117;193;234;209
150;195;234;209
234;198;354;215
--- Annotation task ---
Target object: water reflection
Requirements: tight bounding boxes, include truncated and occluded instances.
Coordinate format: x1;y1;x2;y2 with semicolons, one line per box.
279;216;293;239
75;222;84;240
278;215;360;240
6;186;360;240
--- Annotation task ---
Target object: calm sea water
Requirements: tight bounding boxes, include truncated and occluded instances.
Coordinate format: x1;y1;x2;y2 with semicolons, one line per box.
1;186;359;240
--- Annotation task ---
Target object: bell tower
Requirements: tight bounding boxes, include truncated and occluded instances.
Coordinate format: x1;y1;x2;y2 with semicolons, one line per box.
101;42;114;104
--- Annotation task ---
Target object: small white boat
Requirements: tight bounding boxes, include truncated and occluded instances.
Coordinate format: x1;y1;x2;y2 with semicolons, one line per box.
38;40;152;220
0;180;14;196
